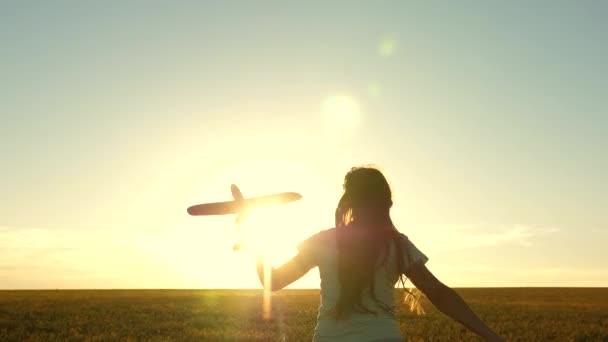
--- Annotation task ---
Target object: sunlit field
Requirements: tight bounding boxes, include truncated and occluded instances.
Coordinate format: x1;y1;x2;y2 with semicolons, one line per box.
1;288;607;341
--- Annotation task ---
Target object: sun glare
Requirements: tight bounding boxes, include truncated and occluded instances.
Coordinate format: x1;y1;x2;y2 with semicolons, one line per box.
179;159;336;278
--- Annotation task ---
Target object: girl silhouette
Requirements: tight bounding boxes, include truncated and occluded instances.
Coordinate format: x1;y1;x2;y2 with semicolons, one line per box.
256;166;503;341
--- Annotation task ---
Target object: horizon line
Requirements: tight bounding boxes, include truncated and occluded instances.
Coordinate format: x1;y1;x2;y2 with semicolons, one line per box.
1;286;607;291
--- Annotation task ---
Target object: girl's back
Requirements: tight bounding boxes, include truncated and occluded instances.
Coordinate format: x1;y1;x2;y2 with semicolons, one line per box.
298;227;429;341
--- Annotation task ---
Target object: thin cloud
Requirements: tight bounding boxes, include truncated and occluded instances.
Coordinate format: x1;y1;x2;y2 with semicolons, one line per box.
0;226;154;289
415;224;559;252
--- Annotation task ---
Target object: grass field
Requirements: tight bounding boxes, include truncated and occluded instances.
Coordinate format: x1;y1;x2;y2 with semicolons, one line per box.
1;288;607;341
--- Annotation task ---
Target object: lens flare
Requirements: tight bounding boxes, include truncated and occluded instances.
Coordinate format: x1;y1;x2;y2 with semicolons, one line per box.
367;83;382;98
379;35;398;58
322;95;360;141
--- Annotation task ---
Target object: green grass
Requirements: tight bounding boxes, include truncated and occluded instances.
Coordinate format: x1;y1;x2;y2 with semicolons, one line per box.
1;288;607;341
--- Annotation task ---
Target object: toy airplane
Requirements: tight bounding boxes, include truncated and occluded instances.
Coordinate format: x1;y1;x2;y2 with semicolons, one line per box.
187;184;302;250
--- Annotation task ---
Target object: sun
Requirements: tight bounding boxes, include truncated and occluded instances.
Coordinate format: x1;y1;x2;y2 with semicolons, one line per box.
184;159;335;267
238;207;300;265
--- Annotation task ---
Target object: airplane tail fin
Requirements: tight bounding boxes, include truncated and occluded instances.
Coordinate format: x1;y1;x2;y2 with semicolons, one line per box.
231;184;244;202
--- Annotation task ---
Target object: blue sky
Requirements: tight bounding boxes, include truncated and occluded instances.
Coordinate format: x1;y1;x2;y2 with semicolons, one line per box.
1;1;606;288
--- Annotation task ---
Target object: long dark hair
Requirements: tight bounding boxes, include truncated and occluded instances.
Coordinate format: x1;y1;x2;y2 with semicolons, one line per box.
332;166;413;319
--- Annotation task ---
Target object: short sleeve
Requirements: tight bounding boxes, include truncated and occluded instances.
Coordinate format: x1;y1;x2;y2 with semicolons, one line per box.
296;230;329;269
399;234;429;274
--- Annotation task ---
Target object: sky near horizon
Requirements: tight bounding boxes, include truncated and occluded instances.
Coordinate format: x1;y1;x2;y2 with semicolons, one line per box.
1;1;607;289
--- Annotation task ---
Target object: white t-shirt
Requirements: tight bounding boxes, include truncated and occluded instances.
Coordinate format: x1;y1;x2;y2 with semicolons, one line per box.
297;228;429;342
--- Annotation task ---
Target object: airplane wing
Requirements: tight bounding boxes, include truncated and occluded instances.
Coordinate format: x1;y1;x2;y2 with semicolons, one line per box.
186;185;302;216
186;201;242;216
242;192;302;209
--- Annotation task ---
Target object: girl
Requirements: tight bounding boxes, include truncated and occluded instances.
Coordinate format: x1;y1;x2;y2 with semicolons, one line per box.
256;166;503;341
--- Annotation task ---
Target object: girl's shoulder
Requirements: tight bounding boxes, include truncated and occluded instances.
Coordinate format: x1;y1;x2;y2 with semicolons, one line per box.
297;228;335;252
296;228;336;267
301;227;335;244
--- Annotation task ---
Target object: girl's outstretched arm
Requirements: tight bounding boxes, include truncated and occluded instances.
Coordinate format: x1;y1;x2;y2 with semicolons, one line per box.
255;253;313;291
407;263;504;341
